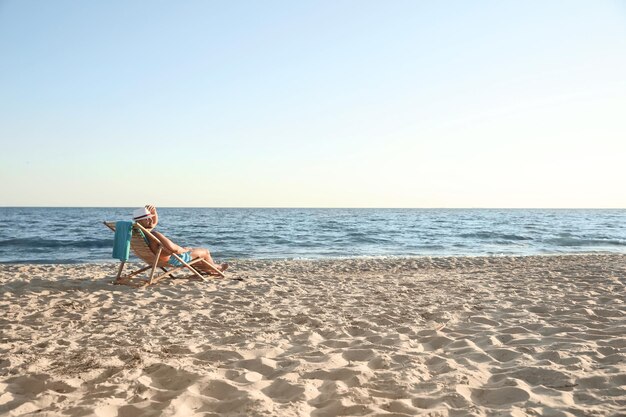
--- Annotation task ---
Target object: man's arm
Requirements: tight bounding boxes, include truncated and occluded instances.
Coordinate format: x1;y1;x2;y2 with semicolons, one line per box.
151;231;189;255
146;204;159;227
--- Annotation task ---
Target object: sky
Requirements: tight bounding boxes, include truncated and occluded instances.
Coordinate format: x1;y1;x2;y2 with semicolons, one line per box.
0;0;625;208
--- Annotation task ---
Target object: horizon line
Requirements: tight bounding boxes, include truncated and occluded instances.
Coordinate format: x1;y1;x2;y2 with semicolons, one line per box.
0;206;624;210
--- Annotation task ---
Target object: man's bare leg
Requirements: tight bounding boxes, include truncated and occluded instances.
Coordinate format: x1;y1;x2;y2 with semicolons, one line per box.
190;248;228;274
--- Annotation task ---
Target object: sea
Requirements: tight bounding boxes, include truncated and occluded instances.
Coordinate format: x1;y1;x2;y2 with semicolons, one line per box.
0;208;624;264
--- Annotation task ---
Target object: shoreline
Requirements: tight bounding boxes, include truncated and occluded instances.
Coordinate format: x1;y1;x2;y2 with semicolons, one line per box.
1;254;624;416
2;250;625;266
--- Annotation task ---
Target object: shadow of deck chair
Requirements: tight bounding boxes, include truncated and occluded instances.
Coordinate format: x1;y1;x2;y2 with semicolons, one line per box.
104;221;225;287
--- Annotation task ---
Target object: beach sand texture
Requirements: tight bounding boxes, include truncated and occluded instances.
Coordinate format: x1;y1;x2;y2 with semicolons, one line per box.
0;254;624;416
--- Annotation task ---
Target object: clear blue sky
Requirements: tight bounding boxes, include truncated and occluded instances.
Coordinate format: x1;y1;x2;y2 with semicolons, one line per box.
1;1;624;207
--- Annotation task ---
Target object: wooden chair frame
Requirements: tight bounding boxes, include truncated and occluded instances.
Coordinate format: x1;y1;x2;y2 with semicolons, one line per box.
104;221;225;287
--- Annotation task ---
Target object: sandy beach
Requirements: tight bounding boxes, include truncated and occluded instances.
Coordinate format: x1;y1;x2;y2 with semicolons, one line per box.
0;254;624;416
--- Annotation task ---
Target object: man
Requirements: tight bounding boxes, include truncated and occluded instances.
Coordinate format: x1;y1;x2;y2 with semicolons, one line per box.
133;205;228;275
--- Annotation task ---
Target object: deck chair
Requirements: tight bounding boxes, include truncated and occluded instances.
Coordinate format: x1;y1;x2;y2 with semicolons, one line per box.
104;221;225;287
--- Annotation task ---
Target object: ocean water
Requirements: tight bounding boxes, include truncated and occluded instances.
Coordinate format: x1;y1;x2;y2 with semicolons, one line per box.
0;208;624;264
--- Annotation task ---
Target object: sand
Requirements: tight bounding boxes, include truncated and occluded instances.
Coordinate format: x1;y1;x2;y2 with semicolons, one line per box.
0;254;624;416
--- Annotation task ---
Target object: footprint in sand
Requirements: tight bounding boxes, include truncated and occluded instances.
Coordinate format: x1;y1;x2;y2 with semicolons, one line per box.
197;385;272;415
470;316;500;326
367;354;392;370
262;378;306;403
527;305;552;314
489;366;573;388
457;385;530;406
383;399;421;415
0;374;77;417
424;355;456;374
342;348;376;362
114;405;148;417
142;364;198;391
311;400;373;417
303;368;369;387
445;339;492;363
4;375;45;396
320;339;351;349
236;358;278;377
421;335;454;351
194;349;243;363
196;379;243;401
487;348;523;362
501;326;533;334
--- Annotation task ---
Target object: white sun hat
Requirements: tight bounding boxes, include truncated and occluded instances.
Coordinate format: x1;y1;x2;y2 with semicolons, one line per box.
132;207;153;221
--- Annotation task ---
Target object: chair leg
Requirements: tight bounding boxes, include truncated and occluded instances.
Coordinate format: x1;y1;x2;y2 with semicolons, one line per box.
148;247;162;285
161;267;177;278
200;259;226;277
151;259;205;284
125;265;152;279
114;261;126;282
169;254;207;281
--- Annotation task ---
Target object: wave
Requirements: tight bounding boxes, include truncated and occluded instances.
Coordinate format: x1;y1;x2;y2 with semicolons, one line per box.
544;237;626;247
0;237;112;249
459;232;532;241
0;258;83;264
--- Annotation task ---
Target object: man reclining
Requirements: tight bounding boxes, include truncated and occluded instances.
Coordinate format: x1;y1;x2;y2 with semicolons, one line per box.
133;205;229;275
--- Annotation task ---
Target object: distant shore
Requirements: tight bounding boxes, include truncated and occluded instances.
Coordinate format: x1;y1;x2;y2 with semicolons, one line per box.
1;254;624;416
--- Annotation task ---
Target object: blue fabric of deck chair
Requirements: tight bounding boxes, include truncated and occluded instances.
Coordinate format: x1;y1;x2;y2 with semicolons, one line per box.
112;221;133;261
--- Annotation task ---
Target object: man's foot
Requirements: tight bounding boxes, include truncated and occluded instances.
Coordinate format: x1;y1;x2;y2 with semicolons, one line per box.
198;262;229;276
